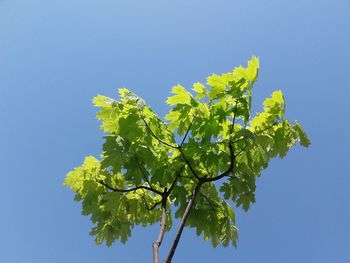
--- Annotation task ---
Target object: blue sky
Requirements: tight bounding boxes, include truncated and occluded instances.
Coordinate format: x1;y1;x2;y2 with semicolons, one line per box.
0;0;349;262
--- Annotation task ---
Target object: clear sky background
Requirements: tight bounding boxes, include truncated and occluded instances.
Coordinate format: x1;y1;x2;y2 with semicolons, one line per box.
0;0;349;262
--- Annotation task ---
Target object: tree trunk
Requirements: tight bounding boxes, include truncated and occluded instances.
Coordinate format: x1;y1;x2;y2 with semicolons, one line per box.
164;182;202;263
153;201;167;263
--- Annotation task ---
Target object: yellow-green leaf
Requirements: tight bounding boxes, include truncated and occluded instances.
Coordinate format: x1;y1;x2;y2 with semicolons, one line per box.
166;85;192;105
193;82;206;99
235;56;259;83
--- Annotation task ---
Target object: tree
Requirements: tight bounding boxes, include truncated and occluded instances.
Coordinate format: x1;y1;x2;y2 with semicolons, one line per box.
64;56;310;263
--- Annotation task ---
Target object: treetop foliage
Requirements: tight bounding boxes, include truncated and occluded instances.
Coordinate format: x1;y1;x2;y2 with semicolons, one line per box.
64;56;310;250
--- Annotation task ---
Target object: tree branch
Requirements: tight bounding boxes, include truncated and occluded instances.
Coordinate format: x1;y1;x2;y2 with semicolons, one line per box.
203;137;235;183
199;123;253;184
199;191;221;213
178;147;200;180
203;118;278;184
153;200;167;263
180;111;197;146
219;121;281;145
166;166;185;195
229;100;239;134
135;191;163;211
256;122;281;134
235;143;249;157
148;200;163;211
152;166;185;262
164;182;203;263
97;179;163;196
220;150;231;158
141;117;178;149
134;154;155;189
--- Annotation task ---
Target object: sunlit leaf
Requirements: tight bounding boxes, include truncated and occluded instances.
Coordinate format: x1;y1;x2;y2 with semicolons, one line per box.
166;85;192;105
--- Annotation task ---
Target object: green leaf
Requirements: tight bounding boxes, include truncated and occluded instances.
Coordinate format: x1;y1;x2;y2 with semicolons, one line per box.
192;82;206;99
166;85;192;105
294;123;311;147
263;90;285;119
235;56;259;83
165;110;181;131
207;74;228;100
93;95;116;107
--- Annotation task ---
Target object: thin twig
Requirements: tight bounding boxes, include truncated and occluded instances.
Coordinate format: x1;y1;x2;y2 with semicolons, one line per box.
199;191;220;213
255;122;281;134
136;191;162;211
141;116;178;149
180;111;197;146
202;136;235;183
229;100;239;134
219;121;281;145
134;154;154;188
167;165;185;195
165;159;177;172
147;199;163;211
235;143;249;157
178;147;200;180
221;150;231;158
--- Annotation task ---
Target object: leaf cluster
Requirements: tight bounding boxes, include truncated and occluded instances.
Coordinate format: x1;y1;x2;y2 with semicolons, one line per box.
64;56;310;248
